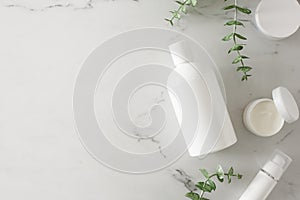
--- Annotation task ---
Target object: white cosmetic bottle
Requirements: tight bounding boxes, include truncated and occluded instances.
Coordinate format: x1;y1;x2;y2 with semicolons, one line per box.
239;150;292;200
167;41;237;157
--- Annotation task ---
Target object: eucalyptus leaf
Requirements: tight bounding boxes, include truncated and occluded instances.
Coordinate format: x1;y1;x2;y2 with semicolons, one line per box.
200;169;210;178
240;55;249;59
174;13;181;19
227;167;234;183
216;165;224;182
222;33;234;41
232;56;242;64
224;20;244;27
182;5;187;13
185;192;200;200
196;182;212;193
241;75;248;81
228;44;244;54
242;74;252;81
207;179;216;191
228;176;232;183
237;66;252;72
236;6;252;14
176;0;184;5
235;33;247;40
228;167;234;176
238;174;243;179
191;0;197;6
223;5;235;10
164;18;174;26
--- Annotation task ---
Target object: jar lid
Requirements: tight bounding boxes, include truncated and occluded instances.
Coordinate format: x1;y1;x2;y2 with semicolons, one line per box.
255;0;300;39
272;87;299;123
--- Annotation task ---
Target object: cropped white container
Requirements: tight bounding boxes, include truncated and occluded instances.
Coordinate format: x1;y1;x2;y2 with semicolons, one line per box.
243;87;299;137
167;41;237;157
239;149;292;200
255;0;300;39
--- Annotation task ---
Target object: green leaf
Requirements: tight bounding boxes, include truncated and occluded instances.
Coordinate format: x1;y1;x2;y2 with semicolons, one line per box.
224;20;244;27
191;0;197;6
207;179;216;191
232;55;250;63
241;75;248;81
222;33;234;41
196;182;212;193
226;167;234;183
165;18;174;26
228;167;234;176
175;0;184;5
199;198;210;200
236;6;252;14
200;169;210;178
216;165;224;182
217;175;224;182
185;192;200;200
235;33;247;40
240;55;249;59
228;44;244;54
181;5;187;14
228;176;232;183
223;5;235;10
237;66;252;73
232;56;242;64
237;174;243;179
171;11;181;19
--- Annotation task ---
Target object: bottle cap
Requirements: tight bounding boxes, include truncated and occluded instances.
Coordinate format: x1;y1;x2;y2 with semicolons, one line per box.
262;149;292;180
169;40;193;65
272;87;299;124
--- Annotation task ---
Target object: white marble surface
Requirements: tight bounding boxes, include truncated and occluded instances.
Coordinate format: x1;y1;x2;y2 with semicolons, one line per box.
0;0;300;199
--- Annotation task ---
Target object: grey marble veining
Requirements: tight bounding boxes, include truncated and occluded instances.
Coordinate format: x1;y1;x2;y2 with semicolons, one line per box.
0;0;300;199
2;0;95;10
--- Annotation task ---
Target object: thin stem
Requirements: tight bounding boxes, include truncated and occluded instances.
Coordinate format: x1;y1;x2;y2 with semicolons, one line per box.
167;0;190;25
232;0;248;80
199;174;218;197
199;173;240;198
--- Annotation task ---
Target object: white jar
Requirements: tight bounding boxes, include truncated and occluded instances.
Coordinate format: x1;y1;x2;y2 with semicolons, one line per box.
255;0;300;39
243;87;299;137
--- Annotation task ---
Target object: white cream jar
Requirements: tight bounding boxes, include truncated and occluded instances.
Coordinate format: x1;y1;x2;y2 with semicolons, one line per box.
255;0;300;39
243;87;299;137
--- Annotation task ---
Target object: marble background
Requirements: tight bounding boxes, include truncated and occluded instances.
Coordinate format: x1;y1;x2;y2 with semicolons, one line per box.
0;0;300;199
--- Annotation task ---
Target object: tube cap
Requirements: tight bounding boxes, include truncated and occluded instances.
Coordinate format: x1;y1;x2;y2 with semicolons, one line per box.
272;87;299;124
262;149;292;181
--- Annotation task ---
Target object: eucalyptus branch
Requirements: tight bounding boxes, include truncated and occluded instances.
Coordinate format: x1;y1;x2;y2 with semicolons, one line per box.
166;0;253;81
165;0;198;26
185;165;242;200
222;0;252;81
